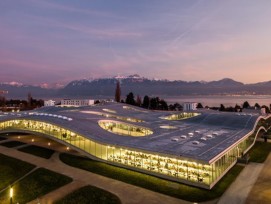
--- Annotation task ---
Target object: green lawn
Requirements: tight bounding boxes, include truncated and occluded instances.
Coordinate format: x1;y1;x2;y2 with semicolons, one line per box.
59;153;244;202
0;153;35;191
0;141;26;148
0;168;73;204
18;145;55;159
54;185;121;204
248;141;271;163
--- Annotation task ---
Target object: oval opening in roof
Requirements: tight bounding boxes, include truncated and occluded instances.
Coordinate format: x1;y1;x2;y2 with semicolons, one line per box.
160;112;201;121
171;138;179;142
192;141;200;145
98;120;153;137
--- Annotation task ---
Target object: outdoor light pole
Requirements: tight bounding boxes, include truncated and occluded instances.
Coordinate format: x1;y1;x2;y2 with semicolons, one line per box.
10;186;13;204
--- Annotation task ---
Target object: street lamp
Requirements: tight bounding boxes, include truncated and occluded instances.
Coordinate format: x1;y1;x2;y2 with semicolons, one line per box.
10;186;13;204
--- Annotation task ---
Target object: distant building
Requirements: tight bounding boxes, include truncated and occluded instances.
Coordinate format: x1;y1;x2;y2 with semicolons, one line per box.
183;102;198;111
61;99;94;106
44;100;55;107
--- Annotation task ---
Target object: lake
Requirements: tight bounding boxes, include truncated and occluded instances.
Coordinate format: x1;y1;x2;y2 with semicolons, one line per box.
164;95;271;107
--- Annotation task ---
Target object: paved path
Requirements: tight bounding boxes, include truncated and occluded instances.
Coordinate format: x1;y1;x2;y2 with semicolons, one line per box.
246;154;271;204
218;163;264;204
0;146;188;204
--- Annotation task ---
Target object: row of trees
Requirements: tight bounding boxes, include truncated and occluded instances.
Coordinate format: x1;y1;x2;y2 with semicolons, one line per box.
207;101;271;113
125;93;169;110
115;81;182;111
124;92;183;111
0;93;44;111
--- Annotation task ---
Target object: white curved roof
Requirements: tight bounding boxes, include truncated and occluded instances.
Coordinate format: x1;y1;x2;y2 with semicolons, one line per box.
0;102;260;163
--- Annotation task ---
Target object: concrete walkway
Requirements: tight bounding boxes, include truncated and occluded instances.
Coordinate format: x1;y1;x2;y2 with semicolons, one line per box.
246;153;271;204
218;163;264;204
0;146;189;204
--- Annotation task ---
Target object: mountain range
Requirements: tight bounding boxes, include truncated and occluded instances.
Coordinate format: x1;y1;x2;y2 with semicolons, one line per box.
1;75;271;99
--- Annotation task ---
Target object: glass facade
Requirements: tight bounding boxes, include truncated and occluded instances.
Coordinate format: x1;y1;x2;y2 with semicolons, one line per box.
211;132;255;184
0;119;261;189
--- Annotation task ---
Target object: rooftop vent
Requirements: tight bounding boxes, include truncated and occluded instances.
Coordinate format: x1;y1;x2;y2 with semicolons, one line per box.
192;141;200;145
206;135;213;139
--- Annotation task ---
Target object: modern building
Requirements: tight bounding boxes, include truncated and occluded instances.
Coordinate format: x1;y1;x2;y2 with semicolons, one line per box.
0;102;270;189
183;102;198;111
44;100;56;107
61;99;94;107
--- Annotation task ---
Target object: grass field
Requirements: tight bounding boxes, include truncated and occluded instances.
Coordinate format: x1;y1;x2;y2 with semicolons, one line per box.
18;145;55;159
0;153;35;191
248;141;271;163
0;168;72;204
59;153;243;202
54;185;121;204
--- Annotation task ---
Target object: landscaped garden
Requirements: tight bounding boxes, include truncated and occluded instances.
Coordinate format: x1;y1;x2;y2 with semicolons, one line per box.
0;168;73;204
248;141;271;163
54;185;121;204
0;153;35;191
59;153;244;202
18;145;55;159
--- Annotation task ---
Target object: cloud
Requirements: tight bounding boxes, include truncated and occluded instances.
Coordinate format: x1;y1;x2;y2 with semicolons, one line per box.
26;0;118;18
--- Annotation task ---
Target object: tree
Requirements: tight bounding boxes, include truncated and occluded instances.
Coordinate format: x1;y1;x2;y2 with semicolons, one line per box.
115;80;121;102
255;103;261;109
142;95;150;109
219;104;225;111
136;95;142;106
235;104;242;112
150;97;159;109
125;92;135;105
242;101;250;109
94;100;100;104
159;99;168;110
262;105;270;114
0;96;6;106
197;103;203;109
27;92;32;108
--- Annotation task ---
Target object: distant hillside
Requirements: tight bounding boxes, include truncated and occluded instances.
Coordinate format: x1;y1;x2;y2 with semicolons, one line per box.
60;75;271;96
0;83;57;99
2;75;271;98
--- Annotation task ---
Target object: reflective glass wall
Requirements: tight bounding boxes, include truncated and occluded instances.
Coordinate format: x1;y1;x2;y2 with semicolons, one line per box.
0;119;261;189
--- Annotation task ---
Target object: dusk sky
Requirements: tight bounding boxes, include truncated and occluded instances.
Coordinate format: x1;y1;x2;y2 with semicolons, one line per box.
1;0;271;85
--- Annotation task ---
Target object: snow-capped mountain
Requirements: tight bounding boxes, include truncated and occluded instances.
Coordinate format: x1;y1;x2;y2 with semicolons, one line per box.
1;75;271;98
